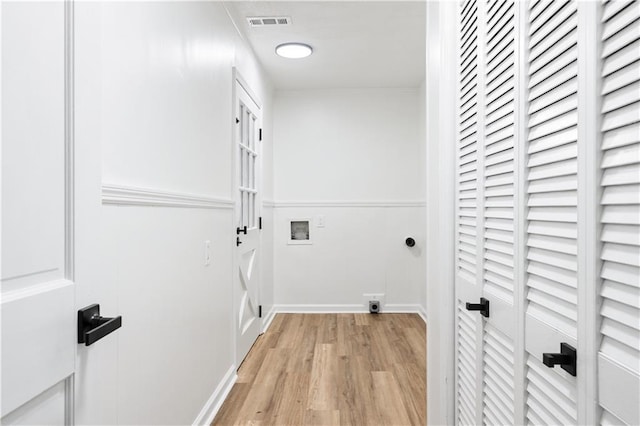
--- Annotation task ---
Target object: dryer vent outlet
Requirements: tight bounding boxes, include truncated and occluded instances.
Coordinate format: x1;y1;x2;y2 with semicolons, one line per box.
369;300;380;314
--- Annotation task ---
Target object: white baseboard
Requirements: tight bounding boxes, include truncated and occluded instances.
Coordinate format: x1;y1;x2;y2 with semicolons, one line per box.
274;304;367;313
261;306;277;333
274;303;424;315
192;365;237;426
384;303;424;314
418;305;427;323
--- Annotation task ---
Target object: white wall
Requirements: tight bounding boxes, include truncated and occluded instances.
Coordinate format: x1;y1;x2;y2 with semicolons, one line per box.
74;2;273;424
272;89;425;312
274;89;424;201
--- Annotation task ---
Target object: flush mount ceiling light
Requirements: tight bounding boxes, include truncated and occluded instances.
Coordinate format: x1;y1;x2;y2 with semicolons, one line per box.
275;43;313;59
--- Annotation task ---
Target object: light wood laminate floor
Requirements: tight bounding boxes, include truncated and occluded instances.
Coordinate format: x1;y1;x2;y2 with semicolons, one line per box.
213;313;426;425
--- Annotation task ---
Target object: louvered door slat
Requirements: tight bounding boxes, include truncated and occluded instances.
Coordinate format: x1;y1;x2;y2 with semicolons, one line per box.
525;0;579;346
530;0;562;27
483;324;515;426
598;1;640;424
529;1;575;47
484;0;516;307
601;409;626;426
530;11;577;63
458;0;480;288
602;0;635;22
526;355;578;425
458;303;478;425
602;3;639;40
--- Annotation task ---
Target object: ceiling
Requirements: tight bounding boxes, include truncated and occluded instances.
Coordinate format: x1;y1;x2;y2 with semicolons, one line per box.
224;1;426;90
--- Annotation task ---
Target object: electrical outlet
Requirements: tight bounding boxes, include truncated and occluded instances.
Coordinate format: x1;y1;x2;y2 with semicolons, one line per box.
204;240;211;266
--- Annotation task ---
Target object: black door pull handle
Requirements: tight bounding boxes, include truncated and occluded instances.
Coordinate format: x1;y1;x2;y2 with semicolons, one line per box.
236;237;243;246
465;297;490;317
78;304;122;346
236;226;247;235
543;343;577;376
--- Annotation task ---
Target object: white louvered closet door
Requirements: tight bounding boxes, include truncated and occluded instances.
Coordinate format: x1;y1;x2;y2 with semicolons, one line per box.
456;0;520;424
524;1;581;424
482;0;518;425
454;0;639;424
598;1;640;425
456;0;483;424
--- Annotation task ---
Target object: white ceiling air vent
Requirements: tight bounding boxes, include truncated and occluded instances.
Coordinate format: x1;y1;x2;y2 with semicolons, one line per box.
247;16;292;27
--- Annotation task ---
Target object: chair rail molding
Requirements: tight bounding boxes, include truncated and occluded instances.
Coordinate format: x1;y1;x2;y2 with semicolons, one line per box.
102;184;234;209
271;200;426;208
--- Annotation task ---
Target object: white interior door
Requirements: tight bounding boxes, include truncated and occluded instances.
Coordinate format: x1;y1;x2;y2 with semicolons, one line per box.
1;2;76;424
233;76;262;367
3;4;123;424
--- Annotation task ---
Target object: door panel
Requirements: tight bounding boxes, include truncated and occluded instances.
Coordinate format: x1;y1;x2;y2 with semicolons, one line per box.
481;2;518;423
0;381;68;426
456;2;483;424
234;78;262;367
524;1;580;424
1;284;75;416
1;2;75;423
482;324;515;424
525;354;578;424
483;0;516;308
456;0;520;424
456;303;478;426
598;1;640;424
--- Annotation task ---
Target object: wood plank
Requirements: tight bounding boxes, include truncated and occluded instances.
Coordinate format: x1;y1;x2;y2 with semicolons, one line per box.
307;344;338;410
372;371;413;425
272;372;310;425
212;313;426;425
303;410;341;425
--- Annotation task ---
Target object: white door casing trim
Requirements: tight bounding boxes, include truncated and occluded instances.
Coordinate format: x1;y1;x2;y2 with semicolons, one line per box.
425;2;457;425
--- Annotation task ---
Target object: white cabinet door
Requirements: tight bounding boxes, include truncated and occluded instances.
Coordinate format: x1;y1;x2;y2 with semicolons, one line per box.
1;2;76;424
598;1;640;424
234;76;263;367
